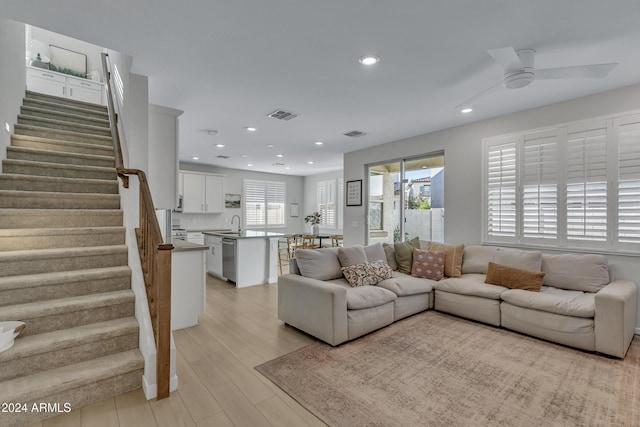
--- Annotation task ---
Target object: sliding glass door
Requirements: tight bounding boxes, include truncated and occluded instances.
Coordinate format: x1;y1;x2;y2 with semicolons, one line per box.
367;153;444;244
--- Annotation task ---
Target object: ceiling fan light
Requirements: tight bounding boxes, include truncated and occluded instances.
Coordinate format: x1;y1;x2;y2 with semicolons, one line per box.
504;71;535;89
359;55;380;66
461;108;473;114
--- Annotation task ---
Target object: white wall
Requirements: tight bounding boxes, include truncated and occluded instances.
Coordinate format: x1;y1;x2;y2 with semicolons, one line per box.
149;104;182;209
178;162;305;233
303;170;344;234
344;83;640;330
0;18;25;169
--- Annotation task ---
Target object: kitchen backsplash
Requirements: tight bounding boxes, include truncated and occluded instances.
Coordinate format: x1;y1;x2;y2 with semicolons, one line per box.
174;213;231;231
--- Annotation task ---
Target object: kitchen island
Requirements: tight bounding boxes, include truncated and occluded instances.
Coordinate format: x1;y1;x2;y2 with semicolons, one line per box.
171;239;207;330
203;230;289;288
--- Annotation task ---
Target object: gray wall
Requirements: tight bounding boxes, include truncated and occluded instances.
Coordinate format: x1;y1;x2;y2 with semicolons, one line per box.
178;162;305;233
303;169;343;234
0;18;25;170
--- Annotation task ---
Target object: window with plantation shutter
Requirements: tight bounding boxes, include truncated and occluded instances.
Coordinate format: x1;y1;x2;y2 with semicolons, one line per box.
243;179;286;228
522;131;558;240
317;180;337;227
565;125;608;242
486;139;517;239
616;115;640;244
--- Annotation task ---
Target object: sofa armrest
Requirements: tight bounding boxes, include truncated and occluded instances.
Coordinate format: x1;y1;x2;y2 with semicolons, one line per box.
594;279;637;358
278;273;348;346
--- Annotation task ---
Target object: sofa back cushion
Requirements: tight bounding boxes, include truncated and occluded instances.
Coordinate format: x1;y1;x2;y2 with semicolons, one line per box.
462;246;500;274
494;248;542;272
364;243;387;264
541;253;609;292
295;247;343;280
338;246;367;267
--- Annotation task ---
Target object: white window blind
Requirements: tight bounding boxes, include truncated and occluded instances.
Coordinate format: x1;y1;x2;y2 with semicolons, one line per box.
486;140;517;238
617;116;640;244
243;179;286;228
317;180;337;227
522;132;558;239
566;125;608;242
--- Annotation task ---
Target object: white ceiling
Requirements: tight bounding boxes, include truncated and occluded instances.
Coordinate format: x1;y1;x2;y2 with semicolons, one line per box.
4;1;640;176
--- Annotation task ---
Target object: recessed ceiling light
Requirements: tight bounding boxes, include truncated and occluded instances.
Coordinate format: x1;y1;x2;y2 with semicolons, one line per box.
241;154;248;158
308;161;314;165
359;55;380;66
247;163;253;167
276;154;284;158
246;127;257;132
285;166;291;170
461;108;473;114
266;144;274;148
192;156;199;160
215;144;226;148
314;141;323;146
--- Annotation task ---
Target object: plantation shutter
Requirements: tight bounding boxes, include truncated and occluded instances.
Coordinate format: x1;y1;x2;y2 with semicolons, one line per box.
486;139;517;238
565;123;608;242
522;131;558;239
317;180;337;227
617;115;640;244
266;181;286;226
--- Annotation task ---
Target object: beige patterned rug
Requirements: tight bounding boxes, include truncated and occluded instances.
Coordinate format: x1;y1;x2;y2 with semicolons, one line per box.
256;311;640;427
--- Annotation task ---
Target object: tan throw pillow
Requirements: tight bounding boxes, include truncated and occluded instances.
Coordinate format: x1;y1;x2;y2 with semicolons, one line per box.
411;249;445;281
394;237;421;274
341;260;393;287
484;262;545;292
428;242;464;278
338;246;367;267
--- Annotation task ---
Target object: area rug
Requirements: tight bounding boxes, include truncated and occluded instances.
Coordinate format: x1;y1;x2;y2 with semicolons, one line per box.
256;311;640;427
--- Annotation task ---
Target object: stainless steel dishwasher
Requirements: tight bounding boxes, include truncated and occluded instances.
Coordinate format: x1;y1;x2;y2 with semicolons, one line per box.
222;238;237;283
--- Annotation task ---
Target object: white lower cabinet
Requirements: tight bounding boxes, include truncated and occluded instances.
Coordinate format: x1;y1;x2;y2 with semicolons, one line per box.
27;66;104;105
205;235;224;277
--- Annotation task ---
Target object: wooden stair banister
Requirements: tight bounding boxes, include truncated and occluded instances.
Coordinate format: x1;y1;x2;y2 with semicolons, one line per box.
101;53;173;400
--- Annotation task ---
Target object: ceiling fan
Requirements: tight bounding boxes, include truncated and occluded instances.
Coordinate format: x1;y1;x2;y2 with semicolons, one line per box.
454;47;618;110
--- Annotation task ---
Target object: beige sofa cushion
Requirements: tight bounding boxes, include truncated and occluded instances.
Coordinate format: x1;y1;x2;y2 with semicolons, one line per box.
428;242;464;278
501;286;595;318
338;246;367;267
434;274;507;300
494;248;542;271
326;278;397;310
542;253;609;292
376;271;434;297
462;245;500;274
364;243;387;264
295;247;342;280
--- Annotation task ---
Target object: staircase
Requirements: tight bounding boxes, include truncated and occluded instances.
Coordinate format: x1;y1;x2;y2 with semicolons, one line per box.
0;91;144;427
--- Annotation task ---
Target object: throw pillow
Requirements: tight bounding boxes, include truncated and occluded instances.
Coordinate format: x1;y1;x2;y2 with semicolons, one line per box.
341;260;393;287
382;243;398;270
338;246;367;267
484;262;545;292
428;242;464;278
394;237;421;274
411;249;445;281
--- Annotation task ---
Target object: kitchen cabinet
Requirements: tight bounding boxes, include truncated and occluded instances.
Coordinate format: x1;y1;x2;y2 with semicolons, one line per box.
179;172;224;214
27;66;104;105
205;235;224;278
171;244;206;330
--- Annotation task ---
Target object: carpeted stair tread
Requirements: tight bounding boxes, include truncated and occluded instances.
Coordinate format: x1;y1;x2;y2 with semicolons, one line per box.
25;90;108;114
0;265;131;293
0;208;123;228
0;226;125;251
2;159;117;180
20;105;110;128
0;317;138;364
0;349;143;403
7;145;115;167
18;114;112;137
15;124;112;146
0;189;120;209
22;97;109;121
10;134;115;157
0;289;134;324
0;173;118;194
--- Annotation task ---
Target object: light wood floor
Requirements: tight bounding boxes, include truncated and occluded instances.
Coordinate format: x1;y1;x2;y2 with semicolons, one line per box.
29;274;324;427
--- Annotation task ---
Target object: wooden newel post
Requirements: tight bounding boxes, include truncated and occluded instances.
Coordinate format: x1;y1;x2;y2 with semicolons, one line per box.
155;243;173;400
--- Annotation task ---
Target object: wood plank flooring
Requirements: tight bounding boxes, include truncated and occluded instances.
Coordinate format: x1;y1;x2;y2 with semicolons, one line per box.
29;275;324;427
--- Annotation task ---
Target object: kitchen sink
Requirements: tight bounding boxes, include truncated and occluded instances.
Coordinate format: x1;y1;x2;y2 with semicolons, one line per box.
219;231;242;235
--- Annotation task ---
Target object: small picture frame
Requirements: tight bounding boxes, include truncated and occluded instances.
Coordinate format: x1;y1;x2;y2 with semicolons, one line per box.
290;203;299;217
346;179;363;206
225;194;241;208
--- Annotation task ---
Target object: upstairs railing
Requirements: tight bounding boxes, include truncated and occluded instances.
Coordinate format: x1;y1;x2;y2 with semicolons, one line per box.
101;52;173;400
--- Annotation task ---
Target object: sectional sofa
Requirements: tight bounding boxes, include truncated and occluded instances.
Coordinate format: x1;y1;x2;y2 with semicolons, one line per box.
277;242;637;358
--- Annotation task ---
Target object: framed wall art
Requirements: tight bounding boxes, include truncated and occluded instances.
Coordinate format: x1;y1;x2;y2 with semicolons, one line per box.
346;179;362;206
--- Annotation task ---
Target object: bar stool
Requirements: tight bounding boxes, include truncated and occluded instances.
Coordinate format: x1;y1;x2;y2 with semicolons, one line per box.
289;234;304;257
331;235;343;247
277;238;290;274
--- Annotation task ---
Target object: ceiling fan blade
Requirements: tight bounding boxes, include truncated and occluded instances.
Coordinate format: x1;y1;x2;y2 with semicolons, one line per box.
487;47;523;73
536;63;618;79
454;81;503;110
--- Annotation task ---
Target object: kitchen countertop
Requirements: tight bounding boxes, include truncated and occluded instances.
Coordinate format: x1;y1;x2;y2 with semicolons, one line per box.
203;230;291;239
184;229;232;233
171;239;208;252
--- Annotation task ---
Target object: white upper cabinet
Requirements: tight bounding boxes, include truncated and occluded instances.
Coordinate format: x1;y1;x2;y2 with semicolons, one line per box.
180;172;224;214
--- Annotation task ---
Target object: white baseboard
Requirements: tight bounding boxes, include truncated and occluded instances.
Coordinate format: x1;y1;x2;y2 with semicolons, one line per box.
142;374;179;400
635;327;640;335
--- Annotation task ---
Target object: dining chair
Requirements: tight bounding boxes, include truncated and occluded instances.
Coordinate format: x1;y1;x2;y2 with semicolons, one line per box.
331;235;343;247
302;234;320;249
288;234;304;257
277;238;290;274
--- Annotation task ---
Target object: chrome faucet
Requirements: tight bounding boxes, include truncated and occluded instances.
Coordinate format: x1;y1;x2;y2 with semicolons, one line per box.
231;215;241;233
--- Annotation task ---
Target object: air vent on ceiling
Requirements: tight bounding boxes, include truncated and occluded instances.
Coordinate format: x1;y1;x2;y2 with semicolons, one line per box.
216;155;230;159
272;162;285;167
344;130;367;138
267;109;299;121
